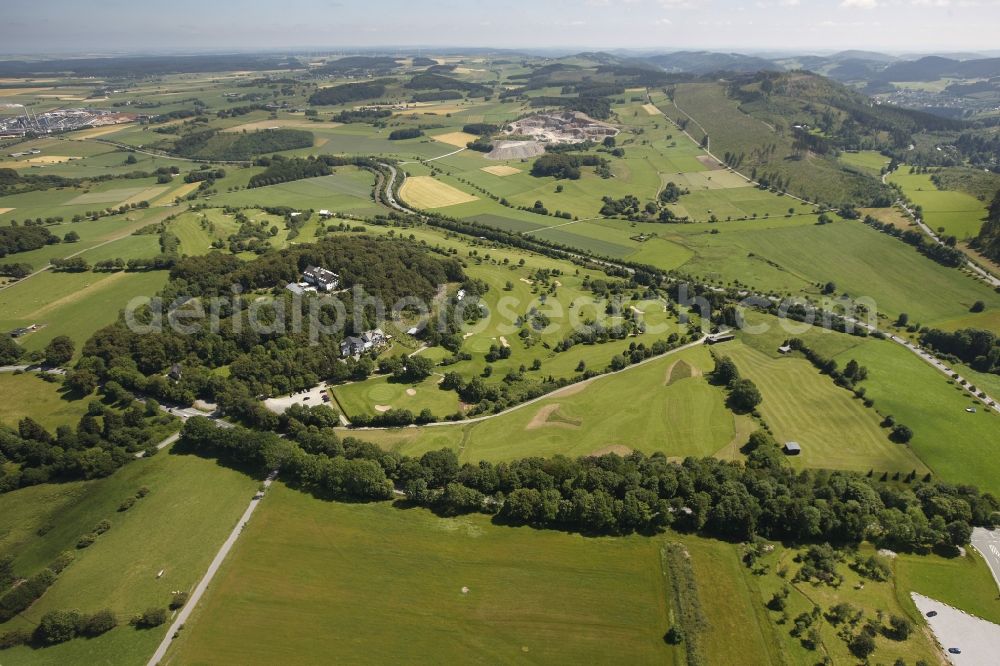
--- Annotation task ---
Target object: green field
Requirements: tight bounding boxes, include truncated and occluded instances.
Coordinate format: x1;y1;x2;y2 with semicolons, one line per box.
736;311;1000;495
165;485;680;665
0;372;93;431
724;339;927;474
0;448;258;666
832;338;1000;495
0;269;169;354
210;168;387;217
838;150;890;176
355;344;744;462
889;169;988;239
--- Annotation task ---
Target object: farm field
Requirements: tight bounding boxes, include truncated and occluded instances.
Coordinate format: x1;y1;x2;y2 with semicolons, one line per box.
889;169;988;239
356;344;741;462
399;175;479;209
722;339;928;475
164;485;681;665
210;168;385;216
0;269;169;353
670;217;1000;327
0;448;259;666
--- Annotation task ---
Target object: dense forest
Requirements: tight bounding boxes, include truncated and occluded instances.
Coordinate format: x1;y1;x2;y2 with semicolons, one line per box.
0;168;77;197
163;129;314;161
404;73;488;95
0;402;177;493
308;81;390;106
920;327;999;374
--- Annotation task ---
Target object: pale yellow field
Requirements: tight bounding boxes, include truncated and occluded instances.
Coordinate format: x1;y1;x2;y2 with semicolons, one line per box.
12;155;79;166
481;165;521;177
222;119;336;133
0;208;14;215
35;94;85;100
314;137;329;148
642;103;661;116
119;186;168;207
399;176;478;209
0;87;52;96
393;104;466;116
431;131;478;148
151;181;201;206
71;124;134;139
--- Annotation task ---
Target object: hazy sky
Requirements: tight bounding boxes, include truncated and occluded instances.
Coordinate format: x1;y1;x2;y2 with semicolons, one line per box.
2;0;999;54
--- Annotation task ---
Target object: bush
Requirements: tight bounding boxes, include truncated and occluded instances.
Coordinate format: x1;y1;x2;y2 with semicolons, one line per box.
81;609;118;637
76;533;96;549
34;609;81;645
132;607;168;629
0;628;30;649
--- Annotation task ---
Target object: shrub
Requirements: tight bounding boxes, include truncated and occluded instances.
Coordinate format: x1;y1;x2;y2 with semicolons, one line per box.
81;609;118;637
34;609;82;645
132;607;168;629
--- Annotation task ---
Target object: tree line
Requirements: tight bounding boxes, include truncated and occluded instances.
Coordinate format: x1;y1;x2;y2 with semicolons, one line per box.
178;418;998;552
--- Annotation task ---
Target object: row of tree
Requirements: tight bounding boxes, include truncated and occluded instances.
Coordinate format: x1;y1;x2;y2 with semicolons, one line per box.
179;418;998;551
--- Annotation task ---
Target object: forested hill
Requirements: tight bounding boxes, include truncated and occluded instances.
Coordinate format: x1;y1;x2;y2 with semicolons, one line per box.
973;189;1000;263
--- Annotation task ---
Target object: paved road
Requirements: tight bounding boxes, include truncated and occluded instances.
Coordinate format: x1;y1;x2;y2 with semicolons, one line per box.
146;469;278;666
912;592;1000;666
971;528;1000;593
0;364;65;375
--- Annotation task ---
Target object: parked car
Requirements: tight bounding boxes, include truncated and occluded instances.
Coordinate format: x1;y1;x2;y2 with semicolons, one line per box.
948;647;962;654
926;610;938;617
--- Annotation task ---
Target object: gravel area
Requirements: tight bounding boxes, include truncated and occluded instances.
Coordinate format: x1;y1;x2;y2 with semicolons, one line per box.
264;382;332;414
911;592;1000;665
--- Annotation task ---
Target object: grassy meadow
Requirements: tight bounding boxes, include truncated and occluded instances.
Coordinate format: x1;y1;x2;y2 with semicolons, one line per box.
165;485;680;665
0;448;258;666
889;168;988;240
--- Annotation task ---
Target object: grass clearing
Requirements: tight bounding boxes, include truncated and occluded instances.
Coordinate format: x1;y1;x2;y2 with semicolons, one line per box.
165;485;678;665
0;372;93;431
399;176;479;209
